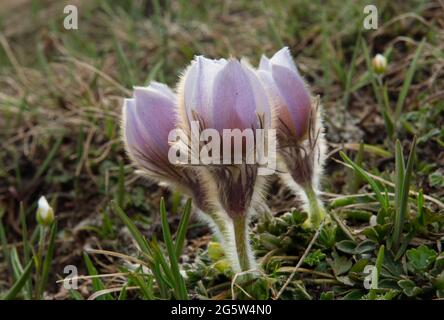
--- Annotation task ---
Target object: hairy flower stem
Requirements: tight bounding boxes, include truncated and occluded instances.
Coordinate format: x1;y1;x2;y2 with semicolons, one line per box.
302;184;325;228
232;215;251;272
205;211;229;243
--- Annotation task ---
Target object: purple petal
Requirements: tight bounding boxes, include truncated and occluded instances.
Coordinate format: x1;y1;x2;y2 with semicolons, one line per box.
242;62;272;129
149;81;176;101
259;55;271;72
183;56;226;127
212;60;258;132
269;47;299;74
271;64;311;139
133;86;176;155
123;98;153;169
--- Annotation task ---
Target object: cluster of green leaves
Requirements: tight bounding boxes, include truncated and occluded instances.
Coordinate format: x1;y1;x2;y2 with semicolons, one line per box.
241;138;443;300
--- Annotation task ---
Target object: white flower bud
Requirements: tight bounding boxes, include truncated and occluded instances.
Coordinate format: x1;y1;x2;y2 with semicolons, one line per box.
372;54;387;74
36;196;54;226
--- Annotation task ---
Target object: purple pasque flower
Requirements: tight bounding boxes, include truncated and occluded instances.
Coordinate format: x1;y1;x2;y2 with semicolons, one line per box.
178;56;272;219
258;47;327;228
122;82;212;210
258;47;311;142
177;56;273;272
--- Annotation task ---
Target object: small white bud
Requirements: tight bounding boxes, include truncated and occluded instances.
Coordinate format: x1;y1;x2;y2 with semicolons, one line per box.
36;196;54;226
372;54;387;74
370;214;378;227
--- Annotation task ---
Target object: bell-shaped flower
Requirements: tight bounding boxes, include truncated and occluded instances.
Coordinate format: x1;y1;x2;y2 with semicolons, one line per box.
178;56;273;272
258;47;311;141
258;47;327;228
122;82;229;242
181;56;271;132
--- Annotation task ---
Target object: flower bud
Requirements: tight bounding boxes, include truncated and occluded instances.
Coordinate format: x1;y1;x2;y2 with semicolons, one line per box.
36;196;54;226
208;241;225;261
258;47;327;228
372;54;387;74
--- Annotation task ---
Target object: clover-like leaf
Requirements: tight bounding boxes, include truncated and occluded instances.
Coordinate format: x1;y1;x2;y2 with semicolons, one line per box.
406;245;437;272
336;240;356;254
328;252;353;276
398;279;423;297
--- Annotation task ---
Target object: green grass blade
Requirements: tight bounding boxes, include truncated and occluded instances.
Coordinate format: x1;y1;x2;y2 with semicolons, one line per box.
159;197;188;300
149;239;175;288
117;161;125;209
395;39;426;121
10;247;24;281
37;221;57;298
111;201;150;254
130;273;155;300
0;211;12;277
3;260;34;300
83;252;113;300
118;285;127;300
19;203;32;298
69;289;84;300
340;151;387;213
31;135;63;184
174;198;192;259
393;140;405;248
392;137;417;250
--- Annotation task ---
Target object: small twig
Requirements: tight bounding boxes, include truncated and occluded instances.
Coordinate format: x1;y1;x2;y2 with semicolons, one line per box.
330;211;356;242
88;286;139;300
85;248;149;267
55;272;129;284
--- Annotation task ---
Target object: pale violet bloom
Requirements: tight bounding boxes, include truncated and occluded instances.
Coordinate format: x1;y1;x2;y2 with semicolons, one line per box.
177;56;274;271
182;56;271;133
258;47;327;229
258;47;311;141
121;82;229;251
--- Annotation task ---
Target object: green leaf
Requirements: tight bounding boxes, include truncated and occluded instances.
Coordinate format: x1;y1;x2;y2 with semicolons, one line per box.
0;214;12;276
335;240;357;254
116;160;126;209
174;198;192;259
37;222;57;298
303;249;326;267
83;253;113;300
3;260;34;300
392;137;417;250
398;279;422;297
129;272;154;300
328;252;352;276
355;240;377;255
111;201;150;254
406;245;437;272
395;38;426;120
340;151;388;213
159;198;188;300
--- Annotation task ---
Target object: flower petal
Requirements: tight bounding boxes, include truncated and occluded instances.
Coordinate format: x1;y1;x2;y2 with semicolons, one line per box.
149;81;176;101
242;62;271;129
271;64;311;139
133;86;176;155
269;47;299;74
259;55;271;72
183;56;226;127
212;60;258;132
